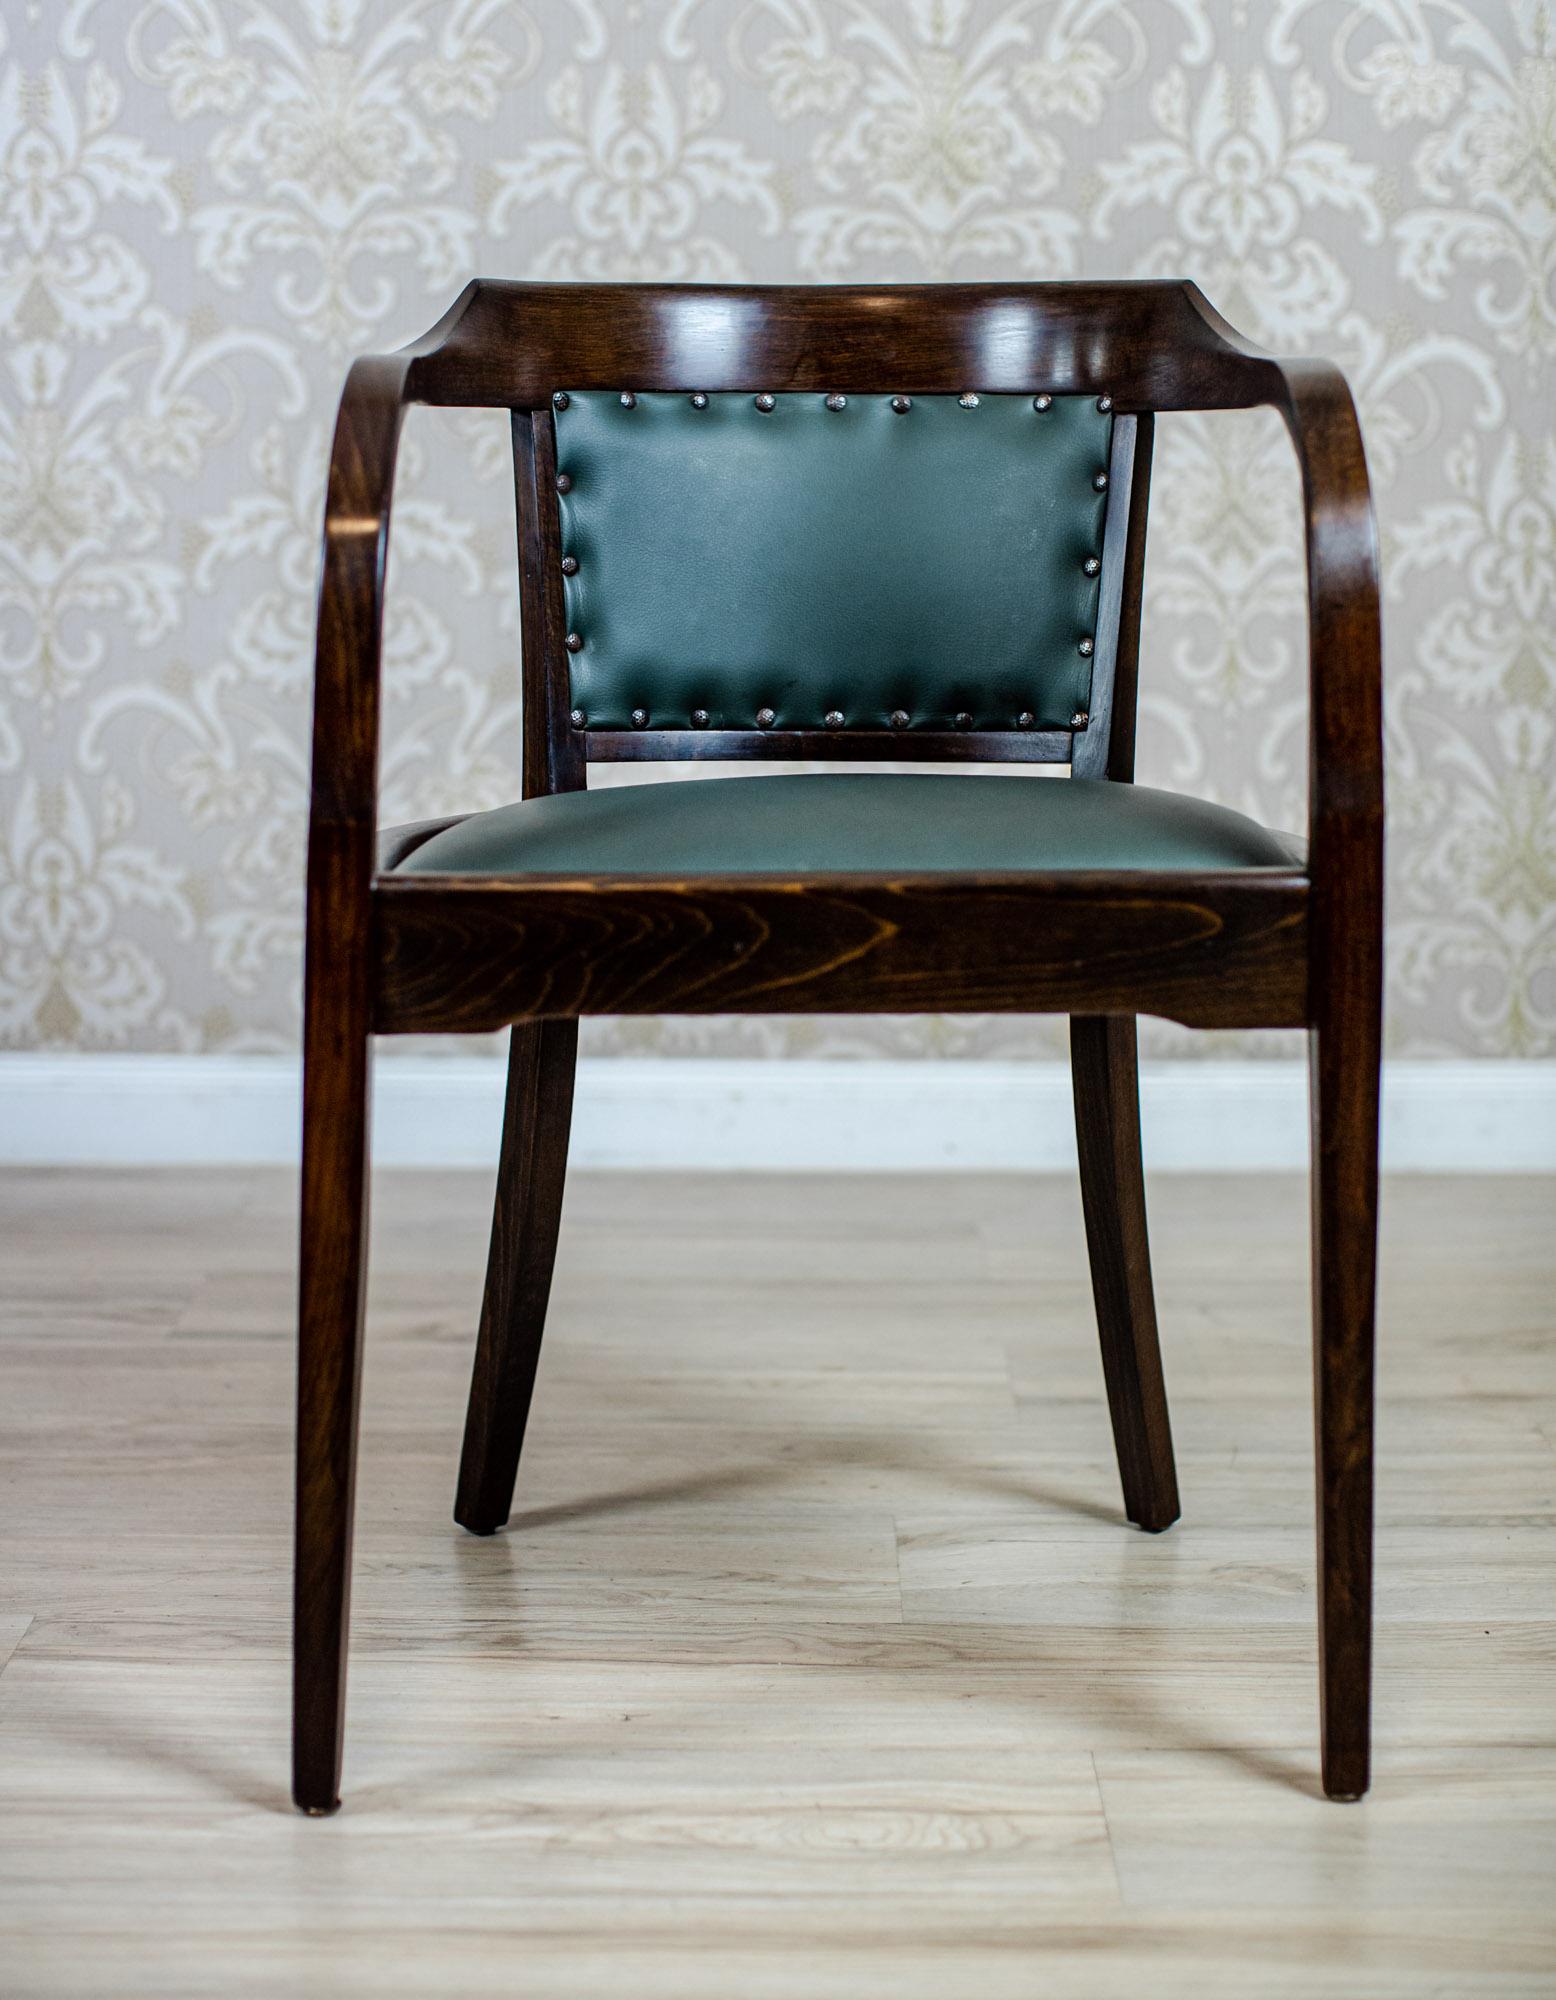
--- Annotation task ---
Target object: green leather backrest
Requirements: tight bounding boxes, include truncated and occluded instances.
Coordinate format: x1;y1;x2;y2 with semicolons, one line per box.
553;391;1113;735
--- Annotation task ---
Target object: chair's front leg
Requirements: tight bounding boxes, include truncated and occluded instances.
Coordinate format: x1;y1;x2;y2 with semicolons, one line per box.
1261;351;1382;1798
292;834;374;1815
1309;995;1381;1801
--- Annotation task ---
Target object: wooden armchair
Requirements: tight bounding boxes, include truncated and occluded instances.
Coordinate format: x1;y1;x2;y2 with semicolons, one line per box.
295;281;1382;1814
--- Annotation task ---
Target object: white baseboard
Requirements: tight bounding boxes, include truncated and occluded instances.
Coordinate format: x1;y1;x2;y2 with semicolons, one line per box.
0;1054;1551;1171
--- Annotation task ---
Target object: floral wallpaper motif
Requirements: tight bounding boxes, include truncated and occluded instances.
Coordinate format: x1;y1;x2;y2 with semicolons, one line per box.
0;0;1552;1059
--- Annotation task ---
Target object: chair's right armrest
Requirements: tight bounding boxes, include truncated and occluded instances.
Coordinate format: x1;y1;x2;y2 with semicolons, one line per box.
1266;360;1383;1034
1270;358;1384;871
1177;285;1383;890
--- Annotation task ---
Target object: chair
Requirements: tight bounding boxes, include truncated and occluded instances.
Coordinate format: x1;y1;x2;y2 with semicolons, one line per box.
295;281;1382;1814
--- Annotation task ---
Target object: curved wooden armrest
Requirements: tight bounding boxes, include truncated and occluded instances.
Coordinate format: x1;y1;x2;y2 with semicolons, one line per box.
1181;287;1382;886
308;354;414;834
1269;359;1384;875
308;286;482;838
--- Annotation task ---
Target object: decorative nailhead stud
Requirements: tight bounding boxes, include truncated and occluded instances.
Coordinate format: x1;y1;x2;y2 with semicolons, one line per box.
825;392;847;411
1083;555;1101;577
1017;711;1036;729
756;707;776;728
552;390;570;410
556;473;572;494
954;711;973;729
570;708;586;728
691;708;710;727
619;391;637;409
889;709;910;728
561;554;578;575
824;709;845;728
958;392;980;409
690;392;709;409
631;708;649;728
1097;394;1113;413
1078;636;1094;657
755;392;776;412
1093;471;1109;491
565;631;583;652
1033;393;1052;412
890;395;911;414
1071;710;1090;729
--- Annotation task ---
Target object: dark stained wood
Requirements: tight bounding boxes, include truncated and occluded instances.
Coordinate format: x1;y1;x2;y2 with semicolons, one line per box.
584;728;1076;764
297;277;1383;1809
372;870;1309;1034
455;1019;579;1535
516;409;585;801
396;280;1283;413
1069;415;1142;782
307;356;409;826
1070;1015;1179;1533
1102;414;1155;784
443;416;588;1539
293;825;373;1817
293;353;408;1815
1311;1011;1380;1801
1070;415;1172;1524
1282;362;1383;1802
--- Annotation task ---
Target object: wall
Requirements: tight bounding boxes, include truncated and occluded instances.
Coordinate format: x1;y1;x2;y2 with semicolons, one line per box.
2;0;1551;1061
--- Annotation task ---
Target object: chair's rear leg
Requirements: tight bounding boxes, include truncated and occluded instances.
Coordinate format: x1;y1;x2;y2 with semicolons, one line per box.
293;966;372;1815
1070;1014;1180;1532
455;1019;579;1535
1310;1014;1380;1800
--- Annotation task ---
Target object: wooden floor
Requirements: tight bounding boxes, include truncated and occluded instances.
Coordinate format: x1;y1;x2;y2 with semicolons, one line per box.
2;1166;1554;1996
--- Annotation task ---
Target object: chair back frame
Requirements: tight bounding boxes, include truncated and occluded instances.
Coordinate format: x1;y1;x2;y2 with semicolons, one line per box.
425;283;1249;798
317;279;1375;869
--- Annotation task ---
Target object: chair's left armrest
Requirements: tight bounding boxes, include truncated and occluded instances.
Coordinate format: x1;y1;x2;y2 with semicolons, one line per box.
1268;359;1383;878
308;354;415;837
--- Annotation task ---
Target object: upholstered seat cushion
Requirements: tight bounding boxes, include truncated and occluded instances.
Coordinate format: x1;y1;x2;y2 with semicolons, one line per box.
391;773;1299;877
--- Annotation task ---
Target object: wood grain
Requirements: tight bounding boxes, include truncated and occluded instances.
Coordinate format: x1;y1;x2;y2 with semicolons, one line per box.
1067;413;1144;782
1069;1015;1180;1532
292;820;373;1817
1099;413;1155;786
293;350;411;1816
454;1018;579;1535
1279;359;1385;1801
371;871;1311;1032
393;278;1288;411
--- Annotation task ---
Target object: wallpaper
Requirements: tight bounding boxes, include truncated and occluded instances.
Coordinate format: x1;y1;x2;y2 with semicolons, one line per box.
1;0;1552;1061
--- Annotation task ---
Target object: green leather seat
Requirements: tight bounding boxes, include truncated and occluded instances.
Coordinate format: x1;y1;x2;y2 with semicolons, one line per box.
394;773;1299;877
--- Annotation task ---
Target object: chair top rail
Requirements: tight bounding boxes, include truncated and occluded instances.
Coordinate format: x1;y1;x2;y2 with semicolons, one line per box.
389;279;1284;413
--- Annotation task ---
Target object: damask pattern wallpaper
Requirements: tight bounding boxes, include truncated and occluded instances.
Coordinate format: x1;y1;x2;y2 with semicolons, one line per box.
1;0;1551;1060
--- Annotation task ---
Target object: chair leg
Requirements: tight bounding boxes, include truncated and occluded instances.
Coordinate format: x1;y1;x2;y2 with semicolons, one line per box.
1070;1015;1180;1533
454;1019;579;1535
1310;1014;1380;1800
292;983;372;1815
